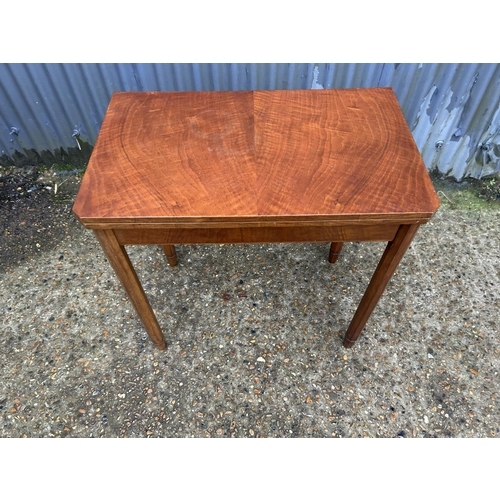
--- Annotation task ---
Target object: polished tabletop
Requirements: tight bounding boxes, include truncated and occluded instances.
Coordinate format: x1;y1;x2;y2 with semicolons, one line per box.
72;88;440;227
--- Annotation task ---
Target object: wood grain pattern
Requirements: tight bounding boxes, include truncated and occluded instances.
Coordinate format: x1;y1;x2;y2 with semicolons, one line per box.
112;224;399;246
73;89;440;226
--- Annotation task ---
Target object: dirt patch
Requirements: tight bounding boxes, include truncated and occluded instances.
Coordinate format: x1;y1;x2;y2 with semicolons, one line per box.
0;165;84;273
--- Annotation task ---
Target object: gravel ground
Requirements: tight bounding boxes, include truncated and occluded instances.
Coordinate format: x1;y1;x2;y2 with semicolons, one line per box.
1;166;499;438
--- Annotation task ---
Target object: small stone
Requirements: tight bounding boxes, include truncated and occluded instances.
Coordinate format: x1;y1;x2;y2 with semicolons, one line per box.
256;357;265;363
424;416;429;424
427;353;434;359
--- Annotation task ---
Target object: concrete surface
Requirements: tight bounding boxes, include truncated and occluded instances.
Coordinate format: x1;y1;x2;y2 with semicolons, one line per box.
1;166;499;438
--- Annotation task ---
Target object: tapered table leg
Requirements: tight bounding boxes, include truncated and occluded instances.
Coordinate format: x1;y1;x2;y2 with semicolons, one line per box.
93;229;167;350
163;245;178;266
328;242;344;263
343;224;420;348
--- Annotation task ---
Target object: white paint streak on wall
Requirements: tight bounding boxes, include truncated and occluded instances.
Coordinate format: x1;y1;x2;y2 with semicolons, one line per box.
311;66;324;89
468;104;500;178
412;85;438;151
411;81;479;178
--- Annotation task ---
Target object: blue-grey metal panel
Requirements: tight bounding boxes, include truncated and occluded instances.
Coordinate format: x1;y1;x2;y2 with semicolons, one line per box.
1;63;499;178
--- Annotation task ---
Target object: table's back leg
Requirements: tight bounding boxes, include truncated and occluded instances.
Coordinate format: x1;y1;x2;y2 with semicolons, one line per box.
162;245;178;266
93;229;167;350
328;242;344;263
343;224;419;348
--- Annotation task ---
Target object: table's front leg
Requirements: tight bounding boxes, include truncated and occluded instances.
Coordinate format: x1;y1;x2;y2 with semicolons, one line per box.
93;229;167;350
343;224;420;348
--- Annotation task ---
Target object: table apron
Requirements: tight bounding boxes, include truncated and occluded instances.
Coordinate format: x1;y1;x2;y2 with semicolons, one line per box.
112;224;401;245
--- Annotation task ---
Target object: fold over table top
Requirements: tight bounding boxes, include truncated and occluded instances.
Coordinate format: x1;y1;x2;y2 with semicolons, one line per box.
73;89;440;228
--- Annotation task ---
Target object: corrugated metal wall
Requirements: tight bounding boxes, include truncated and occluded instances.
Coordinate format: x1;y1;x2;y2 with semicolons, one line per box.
1;63;499;179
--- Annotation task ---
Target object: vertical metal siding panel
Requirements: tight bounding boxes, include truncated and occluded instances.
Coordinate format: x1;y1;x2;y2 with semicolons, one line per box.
247;63;257;90
329;64;345;87
257;64;271;90
212;64;222;91
185;63;197;90
271;64;280;89
229;63;240;90
90;65;117;122
403;64;433;125
98;64;121;94
461;65;500;177
376;63;394;87
341;64;357;88
74;64;108;138
350;64;371;87
172;64;185;91
0;64;39;152
224;64;235;90
324;63;335;88
274;64;289;90
201;63;216;91
155;64;176;91
359;64;381;88
57;64;96;145
162;64;179;91
42;64;82;136
1;63;499;179
315;63;329;88
12;64;61;151
389;64;426;121
191;64;202;91
131;64;157;91
306;63;315;88
288;63;296;89
460;64;499;136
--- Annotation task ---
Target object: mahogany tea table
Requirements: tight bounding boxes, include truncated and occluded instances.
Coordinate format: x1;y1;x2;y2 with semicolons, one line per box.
72;88;440;350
